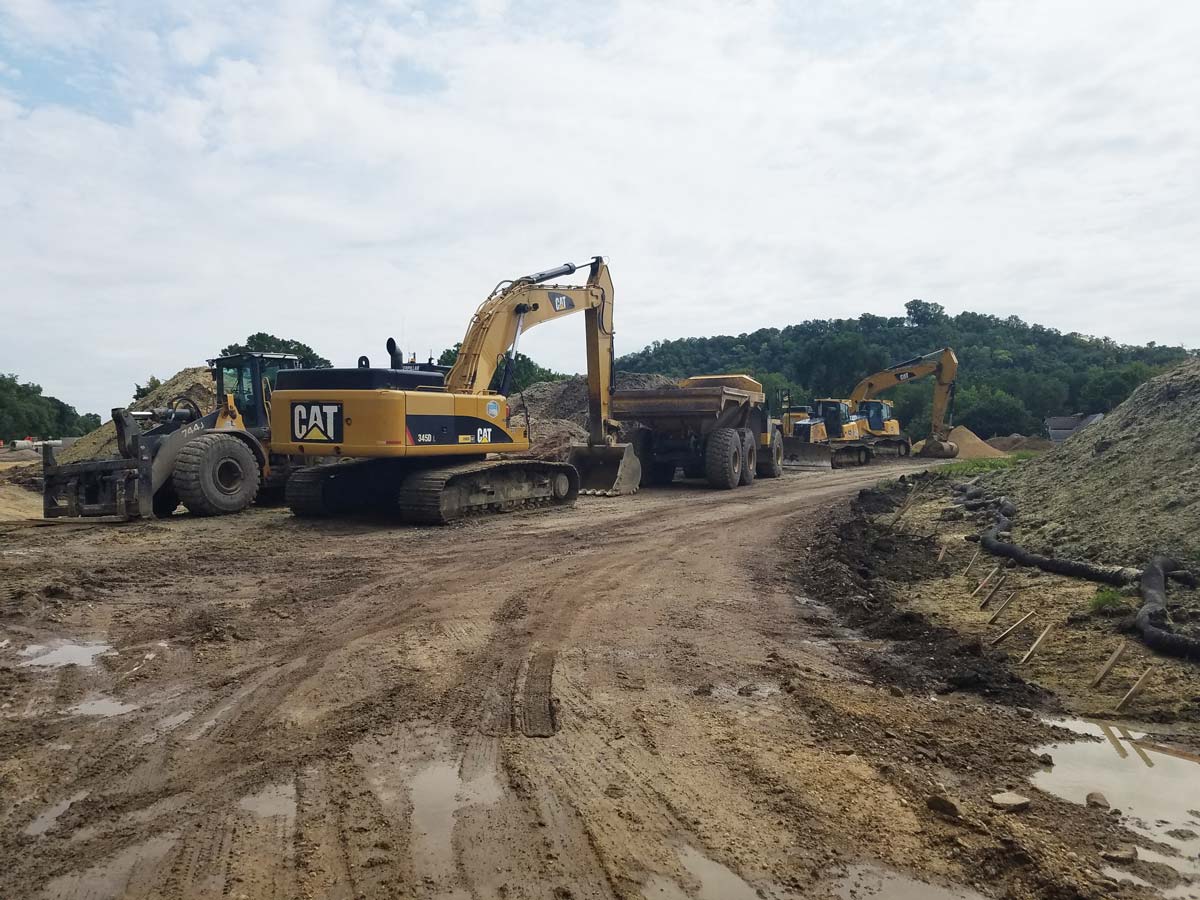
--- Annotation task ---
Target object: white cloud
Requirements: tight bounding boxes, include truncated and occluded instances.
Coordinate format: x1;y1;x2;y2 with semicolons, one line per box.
0;0;1198;416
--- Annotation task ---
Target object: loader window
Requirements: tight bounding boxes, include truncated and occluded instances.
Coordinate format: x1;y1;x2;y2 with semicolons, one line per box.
220;364;259;425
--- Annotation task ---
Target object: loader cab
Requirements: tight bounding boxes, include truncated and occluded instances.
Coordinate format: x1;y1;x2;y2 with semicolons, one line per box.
211;353;302;431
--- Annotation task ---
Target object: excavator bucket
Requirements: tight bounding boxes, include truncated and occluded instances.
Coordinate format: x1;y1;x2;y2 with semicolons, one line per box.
567;443;642;496
781;436;833;470
918;438;959;459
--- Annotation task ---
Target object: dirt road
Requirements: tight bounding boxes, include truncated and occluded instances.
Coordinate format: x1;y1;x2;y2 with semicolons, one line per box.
0;465;1155;899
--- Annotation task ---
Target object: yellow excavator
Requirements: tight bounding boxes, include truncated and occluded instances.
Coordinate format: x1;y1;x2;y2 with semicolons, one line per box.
848;347;960;459
270;257;641;523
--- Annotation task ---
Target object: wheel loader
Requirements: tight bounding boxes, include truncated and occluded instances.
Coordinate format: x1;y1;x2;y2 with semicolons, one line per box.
42;352;304;520
269;256;641;524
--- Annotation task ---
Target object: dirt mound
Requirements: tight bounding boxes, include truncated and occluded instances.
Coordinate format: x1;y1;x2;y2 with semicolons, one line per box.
0;449;40;462
59;367;215;464
995;358;1200;565
513;372;675;459
987;434;1054;452
946;425;1008;459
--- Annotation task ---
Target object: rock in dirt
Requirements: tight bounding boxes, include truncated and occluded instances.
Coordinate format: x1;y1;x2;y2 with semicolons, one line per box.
1101;847;1137;864
926;794;962;818
1085;791;1109;809
990;791;1031;812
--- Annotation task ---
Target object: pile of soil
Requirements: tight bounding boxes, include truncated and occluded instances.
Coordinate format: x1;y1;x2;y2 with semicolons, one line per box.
988;434;1055;452
0;448;40;463
946;425;1008;459
913;425;1008;459
993;358;1200;566
511;372;675;459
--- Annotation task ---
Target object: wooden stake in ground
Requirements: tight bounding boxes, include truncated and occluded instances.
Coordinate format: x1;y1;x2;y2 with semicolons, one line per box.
991;610;1035;646
890;483;926;531
978;574;1008;610
1019;622;1055;664
970;566;1002;598
1090;640;1127;688
986;591;1018;625
1115;667;1156;714
936;544;948;563
962;549;980;577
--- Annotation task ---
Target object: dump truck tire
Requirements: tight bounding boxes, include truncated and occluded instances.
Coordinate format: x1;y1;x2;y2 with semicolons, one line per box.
757;430;784;478
705;427;741;489
174;433;260;516
738;429;756;485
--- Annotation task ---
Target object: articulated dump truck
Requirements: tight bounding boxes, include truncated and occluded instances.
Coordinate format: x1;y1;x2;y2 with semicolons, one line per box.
610;375;784;489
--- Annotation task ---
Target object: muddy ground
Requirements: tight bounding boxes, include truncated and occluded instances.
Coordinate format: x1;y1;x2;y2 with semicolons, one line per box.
1;463;1196;900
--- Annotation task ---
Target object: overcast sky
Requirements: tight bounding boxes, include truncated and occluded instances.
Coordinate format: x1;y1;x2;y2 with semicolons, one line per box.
2;0;1198;415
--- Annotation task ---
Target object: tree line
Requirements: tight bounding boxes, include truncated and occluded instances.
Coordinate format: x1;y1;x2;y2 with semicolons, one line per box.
0;375;101;442
615;300;1193;438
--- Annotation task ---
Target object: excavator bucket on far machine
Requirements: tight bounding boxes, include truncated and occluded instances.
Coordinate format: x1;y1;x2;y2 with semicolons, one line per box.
568;442;642;496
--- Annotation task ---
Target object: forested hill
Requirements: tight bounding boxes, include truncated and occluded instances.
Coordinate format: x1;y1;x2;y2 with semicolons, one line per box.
616;300;1194;439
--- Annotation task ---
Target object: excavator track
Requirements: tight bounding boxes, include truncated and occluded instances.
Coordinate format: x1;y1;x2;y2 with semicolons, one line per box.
286;458;579;524
397;459;579;524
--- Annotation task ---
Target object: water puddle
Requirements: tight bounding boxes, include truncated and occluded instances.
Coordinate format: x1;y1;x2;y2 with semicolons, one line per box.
69;694;139;717
1032;717;1200;897
23;790;89;836
238;781;297;820
41;832;177;899
642;844;785;900
1103;866;1154;888
832;863;989;899
19;640;112;668
407;757;502;897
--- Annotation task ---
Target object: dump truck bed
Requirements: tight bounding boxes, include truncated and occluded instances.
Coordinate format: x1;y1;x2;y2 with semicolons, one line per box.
612;385;764;434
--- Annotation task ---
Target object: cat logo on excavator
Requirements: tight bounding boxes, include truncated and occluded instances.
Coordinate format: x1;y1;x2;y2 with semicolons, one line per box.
292;402;343;442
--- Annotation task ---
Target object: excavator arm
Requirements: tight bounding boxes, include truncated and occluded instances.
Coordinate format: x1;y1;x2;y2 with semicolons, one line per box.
848;348;959;456
446;257;618;445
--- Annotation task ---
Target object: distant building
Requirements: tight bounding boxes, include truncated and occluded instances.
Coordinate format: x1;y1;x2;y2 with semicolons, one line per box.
1044;413;1104;443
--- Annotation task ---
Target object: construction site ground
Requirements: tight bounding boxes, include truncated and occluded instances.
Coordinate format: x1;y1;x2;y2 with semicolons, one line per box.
2;462;1196;900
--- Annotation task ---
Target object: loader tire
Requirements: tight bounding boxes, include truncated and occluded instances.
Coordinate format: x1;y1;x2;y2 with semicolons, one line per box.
738;429;756;485
757;429;784;478
174;434;260;516
705;427;742;490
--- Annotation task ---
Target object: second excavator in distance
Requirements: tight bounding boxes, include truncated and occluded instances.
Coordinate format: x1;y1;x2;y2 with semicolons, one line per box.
269;256;641;523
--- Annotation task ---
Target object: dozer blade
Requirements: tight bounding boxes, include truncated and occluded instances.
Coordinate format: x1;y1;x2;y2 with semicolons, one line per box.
780;437;833;470
567;443;642;496
918;439;959;459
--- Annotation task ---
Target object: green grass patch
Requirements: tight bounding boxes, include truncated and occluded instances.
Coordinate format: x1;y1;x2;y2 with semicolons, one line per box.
1089;587;1129;615
1010;450;1041;462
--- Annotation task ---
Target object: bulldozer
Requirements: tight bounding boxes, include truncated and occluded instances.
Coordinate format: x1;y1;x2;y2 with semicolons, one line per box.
847;347;960;459
42;352;304;520
779;397;875;469
270;256;641;524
